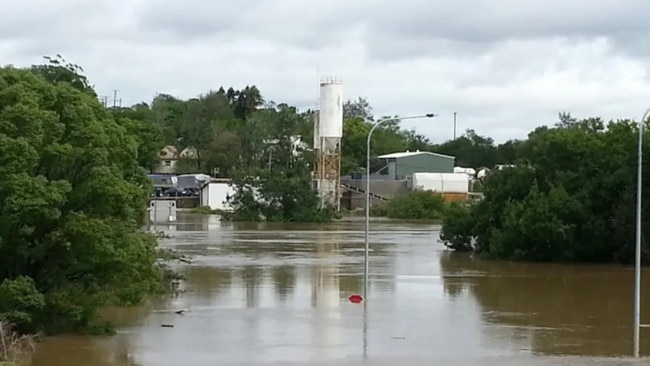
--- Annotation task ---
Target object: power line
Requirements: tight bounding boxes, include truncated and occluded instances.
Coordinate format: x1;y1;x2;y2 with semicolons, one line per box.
101;90;123;110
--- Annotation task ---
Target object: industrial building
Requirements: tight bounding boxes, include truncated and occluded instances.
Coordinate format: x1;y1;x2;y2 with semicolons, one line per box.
340;150;467;209
376;150;455;179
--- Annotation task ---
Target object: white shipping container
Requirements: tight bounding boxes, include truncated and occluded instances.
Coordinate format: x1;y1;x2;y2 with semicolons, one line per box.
411;172;469;193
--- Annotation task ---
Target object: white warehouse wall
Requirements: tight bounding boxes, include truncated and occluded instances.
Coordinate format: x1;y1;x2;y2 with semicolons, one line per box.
412;172;469;194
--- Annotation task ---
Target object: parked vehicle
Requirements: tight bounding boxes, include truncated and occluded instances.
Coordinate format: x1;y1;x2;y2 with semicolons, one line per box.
164;187;197;197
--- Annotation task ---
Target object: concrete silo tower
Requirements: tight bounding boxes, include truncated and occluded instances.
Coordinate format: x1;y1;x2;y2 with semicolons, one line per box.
313;77;343;210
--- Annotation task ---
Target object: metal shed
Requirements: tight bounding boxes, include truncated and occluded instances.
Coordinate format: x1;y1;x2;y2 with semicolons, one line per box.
377;150;455;179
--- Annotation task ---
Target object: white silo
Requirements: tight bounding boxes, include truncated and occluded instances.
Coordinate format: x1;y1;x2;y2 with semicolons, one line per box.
314;77;343;210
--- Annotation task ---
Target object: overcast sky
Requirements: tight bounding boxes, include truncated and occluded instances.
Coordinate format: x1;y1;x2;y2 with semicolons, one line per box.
3;0;650;143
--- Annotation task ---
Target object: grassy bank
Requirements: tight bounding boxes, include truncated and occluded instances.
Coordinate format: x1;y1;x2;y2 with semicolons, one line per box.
337;215;443;224
340;191;456;223
187;206;228;215
338;209;443;224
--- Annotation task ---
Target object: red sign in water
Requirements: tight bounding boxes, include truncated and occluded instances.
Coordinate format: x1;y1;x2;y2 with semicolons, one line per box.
348;294;363;303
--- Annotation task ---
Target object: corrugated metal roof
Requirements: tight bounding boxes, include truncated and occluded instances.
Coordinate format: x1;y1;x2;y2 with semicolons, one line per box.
377;151;455;160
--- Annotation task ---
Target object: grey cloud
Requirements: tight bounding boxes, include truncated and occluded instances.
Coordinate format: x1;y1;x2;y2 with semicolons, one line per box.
359;0;650;58
361;0;650;42
135;0;363;49
135;0;246;39
3;0;650;144
361;36;496;63
0;1;112;40
134;0;650;60
0;0;156;60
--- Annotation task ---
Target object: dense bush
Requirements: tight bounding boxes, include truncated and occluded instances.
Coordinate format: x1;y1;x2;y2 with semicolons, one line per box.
375;190;448;220
440;203;475;252
440;115;650;263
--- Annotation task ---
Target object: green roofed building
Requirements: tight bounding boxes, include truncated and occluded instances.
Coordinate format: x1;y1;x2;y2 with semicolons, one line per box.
377;150;455;179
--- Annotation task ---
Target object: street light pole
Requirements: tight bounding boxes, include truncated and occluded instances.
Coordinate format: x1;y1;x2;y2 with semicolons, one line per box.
634;107;650;358
364;113;437;299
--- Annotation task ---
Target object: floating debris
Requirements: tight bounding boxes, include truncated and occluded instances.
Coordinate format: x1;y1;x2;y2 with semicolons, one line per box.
156;231;173;239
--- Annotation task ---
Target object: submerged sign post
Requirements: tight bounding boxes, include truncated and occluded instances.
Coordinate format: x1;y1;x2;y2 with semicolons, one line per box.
634;107;650;358
348;294;363;304
364;113;437;300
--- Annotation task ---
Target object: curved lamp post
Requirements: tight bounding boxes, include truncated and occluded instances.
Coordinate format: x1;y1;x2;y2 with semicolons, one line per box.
634;107;650;357
363;113;437;299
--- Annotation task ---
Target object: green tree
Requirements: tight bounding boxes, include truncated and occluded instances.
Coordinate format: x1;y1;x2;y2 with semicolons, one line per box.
0;65;164;334
441;115;650;264
112;104;164;172
203;130;244;177
149;93;186;145
226;104;334;222
341;117;370;174
178;92;234;170
433;129;499;168
29;55;95;96
226;85;264;120
343;97;373;121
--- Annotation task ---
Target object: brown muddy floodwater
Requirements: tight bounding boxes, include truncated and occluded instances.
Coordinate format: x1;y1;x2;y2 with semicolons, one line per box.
31;214;650;365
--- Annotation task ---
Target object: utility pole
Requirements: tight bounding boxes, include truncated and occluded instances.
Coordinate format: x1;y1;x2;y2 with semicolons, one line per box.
453;112;457;140
112;90;118;109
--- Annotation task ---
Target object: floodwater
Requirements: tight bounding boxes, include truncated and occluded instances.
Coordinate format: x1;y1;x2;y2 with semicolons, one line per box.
31;214;650;365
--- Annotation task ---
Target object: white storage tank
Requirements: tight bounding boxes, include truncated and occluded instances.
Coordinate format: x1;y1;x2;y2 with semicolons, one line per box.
411;172;469;194
453;166;476;177
476;167;490;179
318;78;343;138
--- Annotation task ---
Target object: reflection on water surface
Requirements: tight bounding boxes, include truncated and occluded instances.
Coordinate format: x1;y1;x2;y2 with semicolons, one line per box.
31;214;650;365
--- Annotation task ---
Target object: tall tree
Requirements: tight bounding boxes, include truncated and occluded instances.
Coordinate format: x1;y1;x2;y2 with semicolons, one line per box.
230;85;264;120
226;105;332;222
112;103;165;172
0;65;165;334
343;97;373;121
29;55;95;96
178;91;234;170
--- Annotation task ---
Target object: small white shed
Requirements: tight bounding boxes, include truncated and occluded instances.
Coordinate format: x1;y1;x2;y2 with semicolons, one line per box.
200;182;236;211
